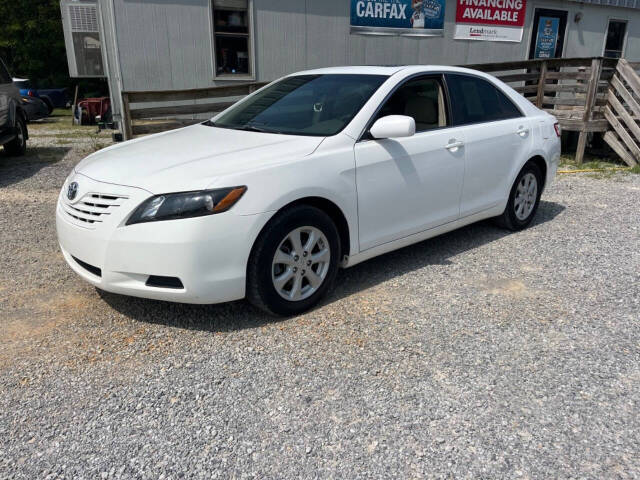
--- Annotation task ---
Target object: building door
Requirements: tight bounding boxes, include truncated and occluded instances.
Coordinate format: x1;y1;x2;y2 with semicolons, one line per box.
528;9;568;59
604;19;627;58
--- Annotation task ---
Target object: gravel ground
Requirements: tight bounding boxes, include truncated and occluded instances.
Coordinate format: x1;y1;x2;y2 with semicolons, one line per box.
1;116;639;479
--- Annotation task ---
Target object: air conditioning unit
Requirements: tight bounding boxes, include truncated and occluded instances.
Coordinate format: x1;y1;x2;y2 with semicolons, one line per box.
60;0;105;78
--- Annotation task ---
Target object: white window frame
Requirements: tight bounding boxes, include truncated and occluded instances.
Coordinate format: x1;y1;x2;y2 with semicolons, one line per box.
209;0;256;81
603;18;628;59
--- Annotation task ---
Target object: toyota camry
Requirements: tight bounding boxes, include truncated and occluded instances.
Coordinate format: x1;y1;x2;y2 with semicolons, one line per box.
57;66;560;315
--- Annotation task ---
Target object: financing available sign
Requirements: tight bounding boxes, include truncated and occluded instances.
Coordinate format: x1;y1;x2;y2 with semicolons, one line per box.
454;0;527;42
350;0;446;36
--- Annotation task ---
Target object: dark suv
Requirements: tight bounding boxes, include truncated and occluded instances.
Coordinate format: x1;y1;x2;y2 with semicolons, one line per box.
0;58;28;156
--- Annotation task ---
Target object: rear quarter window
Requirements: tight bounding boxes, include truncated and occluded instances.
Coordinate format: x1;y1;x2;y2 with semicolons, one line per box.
446;73;522;126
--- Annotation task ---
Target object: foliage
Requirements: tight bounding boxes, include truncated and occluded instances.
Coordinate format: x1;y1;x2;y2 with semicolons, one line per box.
0;0;108;95
0;0;68;86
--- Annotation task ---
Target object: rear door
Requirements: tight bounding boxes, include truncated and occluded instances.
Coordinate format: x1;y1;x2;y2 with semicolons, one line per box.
445;73;533;217
354;75;466;250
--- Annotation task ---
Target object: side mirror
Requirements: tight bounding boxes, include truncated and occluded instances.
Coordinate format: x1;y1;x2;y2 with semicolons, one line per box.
369;115;416;139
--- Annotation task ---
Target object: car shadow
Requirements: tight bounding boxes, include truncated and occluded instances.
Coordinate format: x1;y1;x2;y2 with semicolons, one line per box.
0;146;70;188
98;200;566;333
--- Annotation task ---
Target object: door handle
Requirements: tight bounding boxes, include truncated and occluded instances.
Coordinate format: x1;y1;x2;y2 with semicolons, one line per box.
516;126;530;136
445;139;464;151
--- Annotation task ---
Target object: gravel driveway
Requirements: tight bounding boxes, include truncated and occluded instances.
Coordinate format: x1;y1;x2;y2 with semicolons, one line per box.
1;117;639;479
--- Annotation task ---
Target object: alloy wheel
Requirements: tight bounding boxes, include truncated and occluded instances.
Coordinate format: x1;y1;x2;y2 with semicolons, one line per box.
514;172;537;221
271;226;331;301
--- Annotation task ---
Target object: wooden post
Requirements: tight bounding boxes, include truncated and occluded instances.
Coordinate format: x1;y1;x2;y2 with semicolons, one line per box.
575;58;603;165
535;60;547;108
121;92;133;140
71;85;79;126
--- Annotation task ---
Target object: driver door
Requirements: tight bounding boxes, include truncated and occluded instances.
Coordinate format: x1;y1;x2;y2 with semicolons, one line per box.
354;75;466;251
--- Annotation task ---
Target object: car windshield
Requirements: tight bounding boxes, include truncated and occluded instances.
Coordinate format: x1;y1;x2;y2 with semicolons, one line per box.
208;74;388;136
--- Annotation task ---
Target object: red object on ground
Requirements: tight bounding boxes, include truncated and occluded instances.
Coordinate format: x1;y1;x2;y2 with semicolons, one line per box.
76;97;111;124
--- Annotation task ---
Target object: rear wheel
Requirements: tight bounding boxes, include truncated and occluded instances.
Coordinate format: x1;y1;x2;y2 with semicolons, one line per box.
247;205;341;316
4;116;27;156
495;161;543;231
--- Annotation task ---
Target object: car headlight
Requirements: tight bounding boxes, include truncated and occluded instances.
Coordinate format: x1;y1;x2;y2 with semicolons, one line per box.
126;186;247;225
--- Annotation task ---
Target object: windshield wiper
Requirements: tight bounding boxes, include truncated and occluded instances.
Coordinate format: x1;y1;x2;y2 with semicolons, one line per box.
238;124;281;134
203;120;281;134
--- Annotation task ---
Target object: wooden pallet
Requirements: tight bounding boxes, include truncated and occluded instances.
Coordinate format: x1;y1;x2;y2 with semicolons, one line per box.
603;59;640;166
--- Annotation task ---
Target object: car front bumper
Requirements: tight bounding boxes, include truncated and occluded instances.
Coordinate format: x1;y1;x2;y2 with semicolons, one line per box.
56;174;272;304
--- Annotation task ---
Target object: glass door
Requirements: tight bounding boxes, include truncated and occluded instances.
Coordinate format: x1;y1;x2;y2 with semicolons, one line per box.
528;9;568;59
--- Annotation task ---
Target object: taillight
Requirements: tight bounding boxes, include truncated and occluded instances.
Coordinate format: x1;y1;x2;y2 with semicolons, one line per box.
553;122;561;137
28;90;34;97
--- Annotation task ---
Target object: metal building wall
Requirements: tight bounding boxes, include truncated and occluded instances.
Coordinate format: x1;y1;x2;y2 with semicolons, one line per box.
102;0;640;119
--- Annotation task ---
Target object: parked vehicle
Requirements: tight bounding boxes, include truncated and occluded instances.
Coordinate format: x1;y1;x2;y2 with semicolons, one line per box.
12;78;69;113
57;66;561;315
0;61;28;156
21;95;49;122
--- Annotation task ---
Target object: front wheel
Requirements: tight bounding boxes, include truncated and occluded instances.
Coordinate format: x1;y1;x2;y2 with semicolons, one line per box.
246;205;341;316
4;117;27;156
495;161;543;231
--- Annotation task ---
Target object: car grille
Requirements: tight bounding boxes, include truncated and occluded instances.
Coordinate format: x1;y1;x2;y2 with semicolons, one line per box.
61;192;128;227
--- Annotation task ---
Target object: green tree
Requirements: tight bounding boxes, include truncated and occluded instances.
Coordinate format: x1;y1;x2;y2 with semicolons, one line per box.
0;0;69;87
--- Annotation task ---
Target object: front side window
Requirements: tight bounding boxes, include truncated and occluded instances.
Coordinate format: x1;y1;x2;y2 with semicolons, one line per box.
211;74;387;136
446;74;522;125
604;20;627;58
0;60;12;84
373;76;448;133
212;0;252;77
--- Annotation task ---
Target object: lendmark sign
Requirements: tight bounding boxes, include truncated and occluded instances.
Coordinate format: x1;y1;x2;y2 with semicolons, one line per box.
454;0;527;42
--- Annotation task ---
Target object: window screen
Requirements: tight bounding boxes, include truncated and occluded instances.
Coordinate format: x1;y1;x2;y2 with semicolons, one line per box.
446;74;522;125
374;76;447;132
68;4;104;77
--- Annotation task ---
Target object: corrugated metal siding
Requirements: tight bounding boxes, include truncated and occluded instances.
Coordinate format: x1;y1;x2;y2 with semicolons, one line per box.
109;0;640;94
569;0;640;10
113;0;212;91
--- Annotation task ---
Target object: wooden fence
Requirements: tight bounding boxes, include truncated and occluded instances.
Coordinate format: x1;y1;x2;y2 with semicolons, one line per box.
603;59;640;166
120;56;640;165
121;82;267;138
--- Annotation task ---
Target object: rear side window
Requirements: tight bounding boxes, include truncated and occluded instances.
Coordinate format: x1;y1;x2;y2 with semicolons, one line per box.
446;74;522;125
0;60;11;84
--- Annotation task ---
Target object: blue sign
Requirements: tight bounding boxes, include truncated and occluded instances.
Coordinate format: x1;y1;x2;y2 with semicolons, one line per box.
534;16;560;58
350;0;445;36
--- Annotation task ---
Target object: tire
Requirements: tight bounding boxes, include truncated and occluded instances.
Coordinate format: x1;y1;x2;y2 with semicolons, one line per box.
495;161;543;231
42;98;54;115
247;205;341;316
3;116;27;157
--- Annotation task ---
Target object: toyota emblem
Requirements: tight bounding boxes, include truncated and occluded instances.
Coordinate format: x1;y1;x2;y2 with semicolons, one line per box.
67;182;79;201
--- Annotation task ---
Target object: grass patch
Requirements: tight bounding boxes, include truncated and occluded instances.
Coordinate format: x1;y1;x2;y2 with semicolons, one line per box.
559;154;625;170
51;108;72;117
559;154;638;178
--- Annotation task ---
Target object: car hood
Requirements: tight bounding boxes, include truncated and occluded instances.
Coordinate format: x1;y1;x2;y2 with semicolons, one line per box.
75;124;326;193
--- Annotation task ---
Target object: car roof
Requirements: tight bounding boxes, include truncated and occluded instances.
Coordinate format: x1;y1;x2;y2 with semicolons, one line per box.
289;65;492;77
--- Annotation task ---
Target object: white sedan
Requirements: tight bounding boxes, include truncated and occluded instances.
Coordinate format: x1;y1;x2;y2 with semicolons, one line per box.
57;66;560;315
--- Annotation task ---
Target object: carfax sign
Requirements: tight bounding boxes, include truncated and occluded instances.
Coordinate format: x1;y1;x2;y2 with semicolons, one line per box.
454;0;527;42
350;0;446;36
